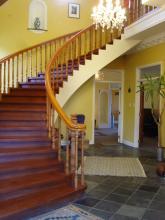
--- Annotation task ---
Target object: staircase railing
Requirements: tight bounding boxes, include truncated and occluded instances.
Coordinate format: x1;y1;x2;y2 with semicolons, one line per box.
0;30;78;96
127;0;157;25
45;0;157;189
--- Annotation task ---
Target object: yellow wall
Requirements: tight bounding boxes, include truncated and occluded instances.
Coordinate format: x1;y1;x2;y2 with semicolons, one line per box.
104;56;125;70
0;0;98;59
63;77;94;141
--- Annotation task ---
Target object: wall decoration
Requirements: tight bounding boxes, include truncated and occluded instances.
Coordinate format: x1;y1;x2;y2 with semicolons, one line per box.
68;3;80;19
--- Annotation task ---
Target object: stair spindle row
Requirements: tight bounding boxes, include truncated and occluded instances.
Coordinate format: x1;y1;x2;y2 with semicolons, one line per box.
0;31;78;95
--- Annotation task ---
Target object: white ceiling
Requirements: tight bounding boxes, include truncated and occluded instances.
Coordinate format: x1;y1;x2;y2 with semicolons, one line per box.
142;0;165;7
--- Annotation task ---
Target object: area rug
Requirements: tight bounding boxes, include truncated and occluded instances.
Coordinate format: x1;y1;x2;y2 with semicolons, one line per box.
29;204;102;220
78;156;146;177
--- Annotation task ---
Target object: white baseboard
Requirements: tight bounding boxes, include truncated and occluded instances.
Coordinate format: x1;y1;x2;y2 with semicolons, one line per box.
89;139;94;145
123;139;138;148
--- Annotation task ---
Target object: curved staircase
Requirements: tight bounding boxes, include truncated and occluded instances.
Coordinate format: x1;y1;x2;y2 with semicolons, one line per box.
0;1;157;218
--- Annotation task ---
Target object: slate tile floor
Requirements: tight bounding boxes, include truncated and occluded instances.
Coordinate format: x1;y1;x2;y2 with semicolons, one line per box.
71;144;165;220
71;139;165;220
15;131;165;220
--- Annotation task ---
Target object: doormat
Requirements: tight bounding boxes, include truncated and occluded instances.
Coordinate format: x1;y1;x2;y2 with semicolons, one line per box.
78;156;146;177
29;204;102;220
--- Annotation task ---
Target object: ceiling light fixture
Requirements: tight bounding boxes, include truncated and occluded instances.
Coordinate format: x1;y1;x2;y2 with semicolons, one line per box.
91;0;127;32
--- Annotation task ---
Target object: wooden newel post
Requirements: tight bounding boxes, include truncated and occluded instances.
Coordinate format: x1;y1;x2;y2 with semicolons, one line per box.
58;117;61;161
65;127;70;175
51;109;55;149
70;130;78;189
80;131;85;186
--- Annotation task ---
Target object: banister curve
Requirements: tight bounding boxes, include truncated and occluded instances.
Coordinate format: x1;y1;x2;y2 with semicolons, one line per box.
44;1;157;132
45;25;95;131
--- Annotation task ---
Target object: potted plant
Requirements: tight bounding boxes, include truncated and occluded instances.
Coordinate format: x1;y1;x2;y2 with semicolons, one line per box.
138;74;165;161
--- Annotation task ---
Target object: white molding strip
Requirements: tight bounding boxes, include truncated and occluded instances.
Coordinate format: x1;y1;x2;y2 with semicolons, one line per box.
91;78;95;145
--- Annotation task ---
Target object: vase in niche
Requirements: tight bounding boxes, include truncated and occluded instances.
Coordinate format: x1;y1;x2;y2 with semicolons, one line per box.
34;17;41;30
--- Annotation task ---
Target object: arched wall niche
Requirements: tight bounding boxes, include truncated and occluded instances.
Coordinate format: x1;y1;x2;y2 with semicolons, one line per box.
28;0;47;33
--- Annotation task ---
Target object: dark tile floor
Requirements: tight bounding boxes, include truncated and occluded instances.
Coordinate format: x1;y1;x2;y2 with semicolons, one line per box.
71;143;165;220
22;130;165;220
69;127;165;220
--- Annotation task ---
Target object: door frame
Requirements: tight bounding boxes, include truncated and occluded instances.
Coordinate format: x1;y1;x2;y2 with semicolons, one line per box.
134;62;163;147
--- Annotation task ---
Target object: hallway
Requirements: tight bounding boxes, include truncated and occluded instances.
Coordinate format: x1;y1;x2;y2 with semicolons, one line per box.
95;128;119;148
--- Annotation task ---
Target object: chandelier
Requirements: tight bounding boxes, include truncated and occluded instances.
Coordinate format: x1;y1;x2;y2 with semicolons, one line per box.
91;0;127;32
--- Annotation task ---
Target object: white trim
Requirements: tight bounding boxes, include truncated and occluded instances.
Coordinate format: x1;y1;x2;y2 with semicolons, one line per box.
134;68;141;148
123;139;137;148
109;87;112;128
119;70;124;143
90;78;95;145
134;62;163;148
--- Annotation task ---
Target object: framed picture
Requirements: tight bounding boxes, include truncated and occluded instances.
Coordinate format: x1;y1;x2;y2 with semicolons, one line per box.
68;3;80;19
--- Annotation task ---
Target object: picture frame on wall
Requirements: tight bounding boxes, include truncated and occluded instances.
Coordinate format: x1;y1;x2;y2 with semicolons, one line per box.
68;3;80;19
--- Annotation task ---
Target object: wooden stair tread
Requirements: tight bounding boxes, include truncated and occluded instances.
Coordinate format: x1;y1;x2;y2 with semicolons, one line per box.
0;117;47;121
4;89;46;96
10;87;46;91
0;146;53;154
0;158;61;171
0;126;48;131
0;105;46;111
0;183;84;218
1;99;46;104
0;170;68;194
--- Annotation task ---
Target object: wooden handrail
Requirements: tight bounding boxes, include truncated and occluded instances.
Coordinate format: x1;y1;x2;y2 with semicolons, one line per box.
0;30;79;63
45;25;97;130
45;66;86;130
45;26;97;131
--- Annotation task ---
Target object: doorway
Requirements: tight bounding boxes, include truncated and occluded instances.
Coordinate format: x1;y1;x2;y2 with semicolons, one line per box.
95;80;123;145
134;64;161;148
